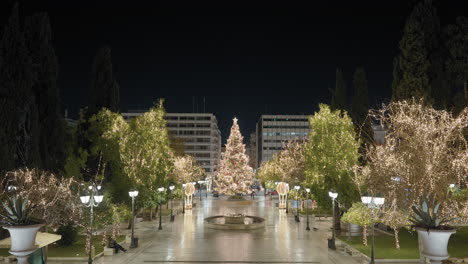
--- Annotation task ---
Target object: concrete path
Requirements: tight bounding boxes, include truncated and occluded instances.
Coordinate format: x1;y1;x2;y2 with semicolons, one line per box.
94;193;359;264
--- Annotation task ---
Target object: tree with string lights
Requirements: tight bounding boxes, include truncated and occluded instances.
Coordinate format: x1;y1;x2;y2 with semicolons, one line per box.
214;118;254;196
362;100;468;226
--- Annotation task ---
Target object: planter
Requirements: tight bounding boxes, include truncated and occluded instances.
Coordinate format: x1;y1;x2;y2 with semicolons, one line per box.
416;227;456;264
348;223;362;233
3;223;44;264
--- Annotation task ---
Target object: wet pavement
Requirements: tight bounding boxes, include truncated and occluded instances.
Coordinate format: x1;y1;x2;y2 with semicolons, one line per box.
95;193;359;264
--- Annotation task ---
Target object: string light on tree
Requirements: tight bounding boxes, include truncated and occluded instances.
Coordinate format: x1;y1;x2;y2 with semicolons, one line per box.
214;117;254;195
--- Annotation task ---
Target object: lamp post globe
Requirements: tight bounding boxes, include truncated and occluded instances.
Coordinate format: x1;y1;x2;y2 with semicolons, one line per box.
294;186;301;222
305;188;310;231
128;190;139;248
169;186;175;222
182;184;186;214
361;195;385;264
157;187;165;230
80;184;104;264
197;180;204;202
328;191;338;250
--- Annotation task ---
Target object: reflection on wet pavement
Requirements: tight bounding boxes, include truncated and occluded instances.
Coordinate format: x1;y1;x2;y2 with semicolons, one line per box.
94;193;358;264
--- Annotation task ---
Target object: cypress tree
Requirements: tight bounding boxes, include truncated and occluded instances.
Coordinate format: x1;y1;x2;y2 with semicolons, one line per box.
391;57;402;101
444;16;468;114
0;4;40;172
75;45;121;181
392;0;448;107
87;45;120;117
24;13;68;172
331;68;347;111
350;68;373;145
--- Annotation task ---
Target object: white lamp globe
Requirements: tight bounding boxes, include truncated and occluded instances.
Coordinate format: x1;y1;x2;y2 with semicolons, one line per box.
361;196;372;204
94;195;104;204
80;195;90;204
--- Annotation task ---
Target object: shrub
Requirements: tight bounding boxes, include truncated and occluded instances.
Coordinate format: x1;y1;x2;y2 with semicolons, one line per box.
56;223;78;246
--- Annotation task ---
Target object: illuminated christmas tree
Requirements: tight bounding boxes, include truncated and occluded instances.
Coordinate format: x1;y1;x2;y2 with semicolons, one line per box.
214;117;254;195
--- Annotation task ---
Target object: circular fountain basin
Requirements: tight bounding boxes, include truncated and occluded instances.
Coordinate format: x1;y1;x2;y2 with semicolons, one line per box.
205;215;265;230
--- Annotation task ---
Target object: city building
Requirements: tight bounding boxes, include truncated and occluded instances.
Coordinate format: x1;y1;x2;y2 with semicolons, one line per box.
255;115;310;167
372;123;386;145
122;111;222;180
247;132;257;169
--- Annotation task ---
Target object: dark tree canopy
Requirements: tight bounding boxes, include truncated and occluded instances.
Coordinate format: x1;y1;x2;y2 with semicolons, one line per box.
73;45;121;182
0;4;40;172
330;68;347;112
24;12;68;173
444;16;468;114
392;0;449;108
350;68;372;145
87;45;120;117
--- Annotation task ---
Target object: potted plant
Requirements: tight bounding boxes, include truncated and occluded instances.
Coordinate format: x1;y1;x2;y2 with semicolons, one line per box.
0;194;44;264
341;202;373;245
410;196;458;264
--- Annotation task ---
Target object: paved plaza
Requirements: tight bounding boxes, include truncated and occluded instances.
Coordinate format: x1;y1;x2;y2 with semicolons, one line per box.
94;193;359;264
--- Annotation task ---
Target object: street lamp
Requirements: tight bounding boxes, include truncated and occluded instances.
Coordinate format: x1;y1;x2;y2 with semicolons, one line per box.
305;188;310;231
294;186;301;222
285;183;289;214
169;185;175;222
198;180;204;202
128;190;139;248
328;190;338;250
361;195;385;264
182;184;186;214
80;184;104;264
157;187;165;230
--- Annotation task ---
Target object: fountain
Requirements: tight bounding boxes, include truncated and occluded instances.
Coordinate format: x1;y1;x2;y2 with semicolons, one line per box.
205;214;265;230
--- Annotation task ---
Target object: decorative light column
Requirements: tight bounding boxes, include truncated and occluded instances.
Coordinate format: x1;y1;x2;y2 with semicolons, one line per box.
169;185;175;222
182;184;186;214
361;195;385;264
306;188;310;231
294;185;300;222
285;183;289;214
80;184;104;264
328;190;338;250
157;187;165;230
128;190;139;248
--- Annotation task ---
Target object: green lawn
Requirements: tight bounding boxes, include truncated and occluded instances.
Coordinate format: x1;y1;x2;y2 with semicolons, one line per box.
0;235;125;258
338;227;468;259
299;208;332;216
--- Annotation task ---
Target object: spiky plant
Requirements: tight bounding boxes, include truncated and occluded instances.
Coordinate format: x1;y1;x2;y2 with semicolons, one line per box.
409;195;458;230
0;194;34;226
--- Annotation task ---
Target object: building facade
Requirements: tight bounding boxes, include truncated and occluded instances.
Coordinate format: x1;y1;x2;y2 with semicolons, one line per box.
122;111;222;178
255;115;310;167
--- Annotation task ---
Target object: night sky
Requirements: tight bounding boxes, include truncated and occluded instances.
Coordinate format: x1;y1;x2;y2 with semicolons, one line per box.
1;1;467;141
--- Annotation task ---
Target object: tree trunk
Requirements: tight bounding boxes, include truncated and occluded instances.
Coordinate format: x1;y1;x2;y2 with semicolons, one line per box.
150;208;153;221
362;226;368;246
394;228;400;249
127;216;132;229
334;206;341;230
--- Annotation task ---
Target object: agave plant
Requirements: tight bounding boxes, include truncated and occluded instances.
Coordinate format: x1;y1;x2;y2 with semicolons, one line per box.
0;194;34;226
409;195;459;230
